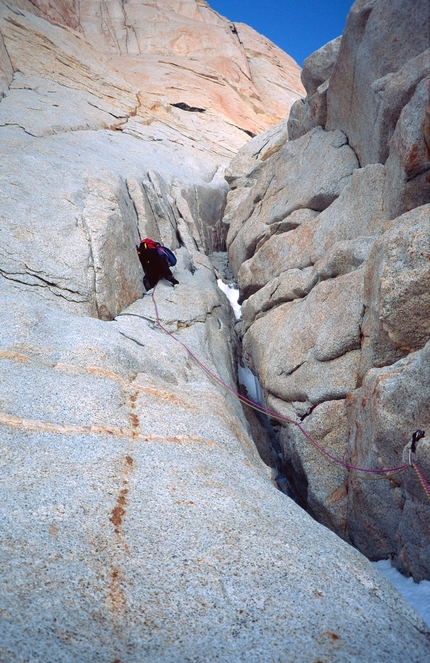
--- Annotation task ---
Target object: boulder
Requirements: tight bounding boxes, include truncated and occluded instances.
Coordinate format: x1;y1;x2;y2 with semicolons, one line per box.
308;163;388;249
347;340;430;580
253;128;358;222
360;204;430;379
241;236;374;333
326;0;430;165
237;212;320;299
286;97;307;141
237;164;386;299
370;49;430;165
228;128;358;277
301;36;342;97
242;269;364;403
287;33;342;142
221;124;292;244
241;266;316;333
224;119;290;190
287;80;330;141
313;235;375;282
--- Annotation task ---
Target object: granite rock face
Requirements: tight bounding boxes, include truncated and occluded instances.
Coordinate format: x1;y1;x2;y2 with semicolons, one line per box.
301;36;342;97
226;0;430;581
385;76;430;218
4;1;429;660
347;340;430;582
2;274;430;660
326;0;430;166
27;0;305;156
359;205;430;378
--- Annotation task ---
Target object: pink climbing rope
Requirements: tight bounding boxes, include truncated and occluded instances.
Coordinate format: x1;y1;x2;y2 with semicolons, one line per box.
150;286;427;485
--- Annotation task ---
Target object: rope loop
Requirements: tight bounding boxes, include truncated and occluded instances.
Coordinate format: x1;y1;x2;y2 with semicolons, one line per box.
150;286;430;499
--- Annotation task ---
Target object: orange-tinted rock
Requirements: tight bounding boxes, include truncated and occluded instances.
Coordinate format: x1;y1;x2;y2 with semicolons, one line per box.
28;0;305;156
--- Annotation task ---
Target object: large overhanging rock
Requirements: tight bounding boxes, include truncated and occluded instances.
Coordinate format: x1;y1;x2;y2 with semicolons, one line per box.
385;76;430;218
300;36;342;97
287;79;330;141
287;36;342;141
369;49;430;166
242;269;364;404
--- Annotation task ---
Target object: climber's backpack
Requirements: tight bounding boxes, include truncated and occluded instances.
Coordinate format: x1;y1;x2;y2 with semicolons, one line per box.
138;238;177;266
157;245;177;267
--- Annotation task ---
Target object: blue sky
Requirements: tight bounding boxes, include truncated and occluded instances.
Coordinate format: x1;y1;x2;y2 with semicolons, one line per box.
209;0;353;66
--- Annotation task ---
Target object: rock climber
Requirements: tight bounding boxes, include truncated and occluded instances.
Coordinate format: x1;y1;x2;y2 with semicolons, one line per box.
137;238;179;292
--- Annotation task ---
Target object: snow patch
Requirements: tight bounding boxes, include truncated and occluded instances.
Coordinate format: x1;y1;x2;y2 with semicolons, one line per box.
217;279;241;320
373;560;430;627
217;280;265;407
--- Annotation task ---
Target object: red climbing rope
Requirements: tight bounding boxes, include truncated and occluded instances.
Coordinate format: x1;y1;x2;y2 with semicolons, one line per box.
150;286;429;493
413;463;430;500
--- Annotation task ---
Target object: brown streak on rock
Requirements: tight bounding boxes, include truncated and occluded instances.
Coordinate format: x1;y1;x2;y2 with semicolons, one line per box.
405;144;420;173
130;413;139;428
261;144;282;161
139;385;200;408
107;566;126;613
110;504;126;528
326;632;340;641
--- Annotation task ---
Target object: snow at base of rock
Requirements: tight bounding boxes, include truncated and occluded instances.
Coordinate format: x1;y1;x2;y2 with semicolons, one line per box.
373;560;430;628
217;279;242;319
